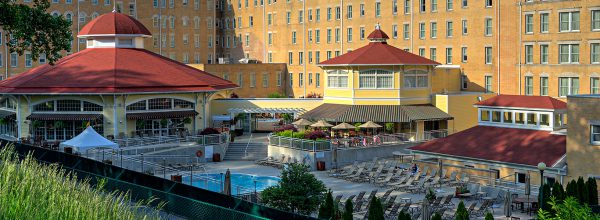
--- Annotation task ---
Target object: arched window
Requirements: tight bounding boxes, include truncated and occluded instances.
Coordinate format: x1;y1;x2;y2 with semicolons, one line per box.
33;100;102;112
0;97;16;110
91;12;99;19
51;11;61;17
126;98;194;111
64;13;72;22
359;69;393;88
78;12;87;23
403;70;429;88
327;70;348;88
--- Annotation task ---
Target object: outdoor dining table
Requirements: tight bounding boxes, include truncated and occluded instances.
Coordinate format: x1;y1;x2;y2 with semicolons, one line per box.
409;204;420;214
513;197;538;213
400;197;412;203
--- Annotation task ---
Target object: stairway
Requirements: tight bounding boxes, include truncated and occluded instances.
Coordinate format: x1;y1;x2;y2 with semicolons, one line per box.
223;142;268;161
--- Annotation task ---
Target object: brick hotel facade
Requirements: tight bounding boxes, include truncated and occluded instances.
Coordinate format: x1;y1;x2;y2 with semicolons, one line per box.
1;0;599;99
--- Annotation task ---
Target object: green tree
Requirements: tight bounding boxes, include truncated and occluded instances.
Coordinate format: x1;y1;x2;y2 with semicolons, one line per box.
538;197;599;220
552;182;566;202
566;180;578;201
577;177;588;204
484;212;494;220
342;198;353;220
397;211;411;220
539;183;552;211
318;190;335;219
385;123;394;133
367;197;384;220
586;177;598;206
260;163;326;215
432;213;442;220
455;201;469;220
0;0;72;64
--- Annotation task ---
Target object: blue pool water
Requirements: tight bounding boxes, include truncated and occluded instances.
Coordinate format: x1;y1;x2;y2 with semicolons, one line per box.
183;173;280;194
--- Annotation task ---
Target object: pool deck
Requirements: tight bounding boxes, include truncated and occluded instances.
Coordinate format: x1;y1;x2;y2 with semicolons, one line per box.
198;161;535;220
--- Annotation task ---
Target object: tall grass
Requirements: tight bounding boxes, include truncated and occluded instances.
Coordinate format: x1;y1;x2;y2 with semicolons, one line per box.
0;145;162;220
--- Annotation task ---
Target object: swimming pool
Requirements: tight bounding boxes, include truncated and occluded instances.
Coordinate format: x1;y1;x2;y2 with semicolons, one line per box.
182;173;280;195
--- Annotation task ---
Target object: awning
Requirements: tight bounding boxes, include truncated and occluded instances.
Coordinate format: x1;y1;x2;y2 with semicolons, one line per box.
126;110;198;120
300;104;453;123
27;113;103;121
228;107;306;114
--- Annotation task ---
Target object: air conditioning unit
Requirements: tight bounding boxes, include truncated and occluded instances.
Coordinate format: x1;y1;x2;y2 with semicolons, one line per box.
218;58;230;64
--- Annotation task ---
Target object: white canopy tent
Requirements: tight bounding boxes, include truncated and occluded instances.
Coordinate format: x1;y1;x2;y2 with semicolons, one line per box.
60;126;118;153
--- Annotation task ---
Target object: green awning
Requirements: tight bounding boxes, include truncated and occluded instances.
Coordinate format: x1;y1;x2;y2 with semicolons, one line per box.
299;103;452;123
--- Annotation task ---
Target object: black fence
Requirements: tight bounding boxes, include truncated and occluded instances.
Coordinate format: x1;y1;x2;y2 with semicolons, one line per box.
0;140;313;220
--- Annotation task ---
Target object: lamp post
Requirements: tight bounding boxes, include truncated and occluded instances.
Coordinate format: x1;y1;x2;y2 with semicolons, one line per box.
537;162;547;210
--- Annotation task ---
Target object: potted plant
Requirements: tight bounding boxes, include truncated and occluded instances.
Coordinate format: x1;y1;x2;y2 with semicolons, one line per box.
160;118;169;127
425;188;436;203
54;121;65;129
183;117;192;124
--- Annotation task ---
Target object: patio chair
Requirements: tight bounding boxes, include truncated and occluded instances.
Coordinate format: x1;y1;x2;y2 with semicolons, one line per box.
424;176;442;189
430;195;444;208
470;200;490;217
460;174;471;184
442;171;458;184
353;191;367;204
449;172;465;186
338;163;364;178
385;203;402;218
345;167;366;180
354;199;365;212
379;189;394;202
429;169;438;179
406;178;427;193
420;166;430;177
334;194;343;205
386;175;409;187
375;171;395;186
384;195;397;210
394;177;416;191
466;202;478;216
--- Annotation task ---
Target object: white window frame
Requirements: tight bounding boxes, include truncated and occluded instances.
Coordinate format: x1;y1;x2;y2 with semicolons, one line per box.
327;70;349;88
359;69;394;89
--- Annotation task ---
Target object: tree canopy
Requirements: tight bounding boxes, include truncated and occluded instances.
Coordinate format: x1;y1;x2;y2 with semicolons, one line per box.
0;0;72;64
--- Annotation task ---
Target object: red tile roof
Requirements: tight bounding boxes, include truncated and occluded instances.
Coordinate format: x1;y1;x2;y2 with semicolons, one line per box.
78;12;151;36
474;95;567;110
409;126;566;167
318;28;440;66
0;48;237;94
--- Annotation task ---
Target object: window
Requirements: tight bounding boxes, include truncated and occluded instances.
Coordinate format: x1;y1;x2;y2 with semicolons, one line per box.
358;70;393;89
461;75;468;89
347;5;353;19
446;21;453;37
558;77;579;97
375;2;381;17
484;18;493;36
335;28;340;42
419;48;426;57
540;45;549;64
590;125;600;145
298;52;303;65
360;4;365;16
485;47;492;64
525;76;533;95
430;22;437;38
403;24;410;39
335;7;340;20
10;53;17;67
525;45;533;64
430;48;437;61
446;0;453;10
485;0;492;7
431;0;437;11
308;9;313;21
404;70;428;88
540;13;549;33
461;47;468;63
291;31;297;44
480;110;490;121
445;48;453;64
515;112;525;124
491;111;501;122
420;0;426;12
503;112;513;123
249;73;256;88
315;51;320;63
404;0;411;14
316;73;321;87
25;53;32;67
298;73;304;87
327;70;349;88
0;53;2;67
540;77;549;96
298;10;304;23
316;8;321;21
249;16;253;27
593;10;600;31
461;0;467;7
393;0;399;14
288;52;293;65
308;73;313;85
485;75;493;93
559;44;579;64
591;77;599;94
419;23;425;39
286;11;291;24
347;28;353;42
360;27;366;40
527;113;537;125
391;25;398;39
327;8;332;21
559;11;580;32
327;29;332;43
289;73;293;87
262;73;269;87
591;43;600;64
525;14;533;33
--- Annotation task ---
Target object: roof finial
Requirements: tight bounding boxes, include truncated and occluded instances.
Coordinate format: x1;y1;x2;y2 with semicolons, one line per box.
112;1;117;13
375;23;381;30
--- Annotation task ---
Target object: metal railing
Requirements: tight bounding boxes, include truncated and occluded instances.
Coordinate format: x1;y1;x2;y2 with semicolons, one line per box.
423;129;449;140
113;133;229;148
268;135;332;152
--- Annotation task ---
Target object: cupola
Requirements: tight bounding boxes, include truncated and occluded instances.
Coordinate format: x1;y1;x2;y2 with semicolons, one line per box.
77;11;151;49
367;23;390;43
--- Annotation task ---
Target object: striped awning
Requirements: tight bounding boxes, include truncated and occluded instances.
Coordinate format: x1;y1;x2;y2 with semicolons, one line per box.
227;108;306;114
300;104;453;123
26;113;103;121
126;110;198;120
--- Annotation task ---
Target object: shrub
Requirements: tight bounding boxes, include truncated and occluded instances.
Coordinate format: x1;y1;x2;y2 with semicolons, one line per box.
552;182;566;202
432;213;442;220
274;124;297;132
385;123;394;133
342;198;353;220
484;212;494;220
577;177;588;204
305;131;328;140
199;127;220;135
455;201;469;220
538;197;599;220
230;93;239;98
367;197;384;220
292;131;305;139
566;180;578;201
267;92;287;98
539;183;551;211
261;164;326;215
397;211;411;220
587;177;598;205
354;123;362;132
318;190;335;219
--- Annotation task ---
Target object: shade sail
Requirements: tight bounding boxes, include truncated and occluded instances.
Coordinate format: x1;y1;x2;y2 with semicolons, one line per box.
60;126;118;152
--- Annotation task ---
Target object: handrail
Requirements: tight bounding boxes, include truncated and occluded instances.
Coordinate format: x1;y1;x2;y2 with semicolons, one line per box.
244;133;253;158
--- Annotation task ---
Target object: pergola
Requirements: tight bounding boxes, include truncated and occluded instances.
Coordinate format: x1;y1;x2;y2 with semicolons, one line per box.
227;108;307;132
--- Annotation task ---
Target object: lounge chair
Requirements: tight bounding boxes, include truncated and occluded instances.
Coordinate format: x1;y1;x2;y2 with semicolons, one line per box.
386;175;409;187
334;194;343;205
337;163;361;178
353;191;367;203
384;195;397;210
442;171;458;184
466;202;478;216
420;166;430;177
364;190;378;204
441;194;455;208
255;156;273;165
385;203;402;218
345;167;366;180
395;177;416;191
470;200;490;217
354;199;365;212
379;189;394;202
406;178;427;193
374;171;395;186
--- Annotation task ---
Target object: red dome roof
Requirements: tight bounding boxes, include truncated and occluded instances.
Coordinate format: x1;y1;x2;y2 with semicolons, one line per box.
367;29;390;40
78;12;151;37
0;48;237;94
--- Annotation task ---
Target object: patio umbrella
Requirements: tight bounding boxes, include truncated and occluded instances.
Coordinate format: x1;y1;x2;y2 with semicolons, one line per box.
223;169;232;196
332;122;356;130
292;118;314;126
525;174;531;196
359;121;382;135
421;199;431;220
310;120;333;128
504;191;512;218
438;160;443;179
